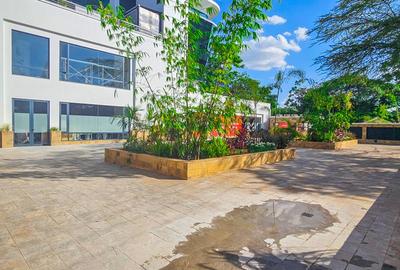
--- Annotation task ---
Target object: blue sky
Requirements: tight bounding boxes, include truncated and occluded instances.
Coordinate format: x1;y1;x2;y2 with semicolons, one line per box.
214;0;337;105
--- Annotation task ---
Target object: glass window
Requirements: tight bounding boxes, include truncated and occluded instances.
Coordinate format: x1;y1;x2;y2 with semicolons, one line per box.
34;102;48;114
190;17;213;65
12;30;49;78
119;0;136;11
14;100;30;113
60;102;127;141
60;42;130;89
69;0;109;8
60;103;68;115
69;103;97;116
139;7;160;34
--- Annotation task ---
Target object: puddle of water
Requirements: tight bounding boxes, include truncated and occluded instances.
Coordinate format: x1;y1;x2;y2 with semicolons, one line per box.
162;200;338;270
382;263;397;270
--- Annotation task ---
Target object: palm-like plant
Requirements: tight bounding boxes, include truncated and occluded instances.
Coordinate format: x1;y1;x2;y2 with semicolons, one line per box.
271;69;306;123
112;105;144;137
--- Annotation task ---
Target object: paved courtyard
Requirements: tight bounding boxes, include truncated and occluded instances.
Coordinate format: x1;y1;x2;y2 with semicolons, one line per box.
0;144;399;270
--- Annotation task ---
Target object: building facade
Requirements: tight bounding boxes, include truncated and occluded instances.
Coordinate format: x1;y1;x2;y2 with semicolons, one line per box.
0;0;269;147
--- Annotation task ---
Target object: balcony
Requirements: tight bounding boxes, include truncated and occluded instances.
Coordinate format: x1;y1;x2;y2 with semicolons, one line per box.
41;0;161;36
125;5;163;36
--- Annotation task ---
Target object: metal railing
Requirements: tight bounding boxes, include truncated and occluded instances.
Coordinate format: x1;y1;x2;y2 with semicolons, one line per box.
40;0;161;37
125;5;163;35
46;0;76;10
60;57;126;88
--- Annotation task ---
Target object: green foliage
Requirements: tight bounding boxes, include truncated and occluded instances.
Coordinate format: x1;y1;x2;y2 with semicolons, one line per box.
303;86;353;142
0;124;10;132
124;138;148;154
266;126;298;149
270;69;306;116
248;142;276;153
335;130;356;142
200;137;230;159
112;105;145;135
273;107;299;115
50;127;59;131
230;73;274;104
124;136;230;159
287;75;400;123
93;0;273;160
313;0;400;83
148;140;175;158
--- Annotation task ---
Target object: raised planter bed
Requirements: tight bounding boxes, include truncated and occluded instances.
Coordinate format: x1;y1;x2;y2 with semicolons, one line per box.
105;148;296;180
290;139;358;150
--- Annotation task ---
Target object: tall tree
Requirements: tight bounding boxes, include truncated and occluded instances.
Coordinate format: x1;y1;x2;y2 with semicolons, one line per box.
91;0;273;159
230;73;274;109
286;75;400;122
270;69;305;122
313;0;400;82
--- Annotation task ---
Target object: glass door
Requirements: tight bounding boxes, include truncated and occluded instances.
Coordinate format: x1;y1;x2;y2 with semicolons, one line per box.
13;99;49;146
33;101;49;145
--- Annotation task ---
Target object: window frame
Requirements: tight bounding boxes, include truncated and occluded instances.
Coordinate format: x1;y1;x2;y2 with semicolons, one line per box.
59;41;131;90
11;29;50;79
59;102;128;141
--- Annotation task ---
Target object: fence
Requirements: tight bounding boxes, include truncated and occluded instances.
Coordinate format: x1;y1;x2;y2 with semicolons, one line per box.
350;123;400;145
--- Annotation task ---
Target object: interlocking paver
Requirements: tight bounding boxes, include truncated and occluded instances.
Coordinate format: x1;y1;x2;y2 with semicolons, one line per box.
0;144;399;269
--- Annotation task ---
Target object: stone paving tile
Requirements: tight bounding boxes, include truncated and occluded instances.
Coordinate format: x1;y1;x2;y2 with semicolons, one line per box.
0;144;399;269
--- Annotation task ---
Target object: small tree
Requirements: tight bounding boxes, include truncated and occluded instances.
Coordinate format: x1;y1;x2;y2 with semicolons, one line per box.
112;105;145;137
230;72;274;111
91;0;273;159
303;87;353;142
270;69;305;121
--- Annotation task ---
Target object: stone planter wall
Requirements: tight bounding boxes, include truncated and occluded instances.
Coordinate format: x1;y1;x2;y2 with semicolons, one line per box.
105;148;296;180
290;139;358;150
0;131;14;148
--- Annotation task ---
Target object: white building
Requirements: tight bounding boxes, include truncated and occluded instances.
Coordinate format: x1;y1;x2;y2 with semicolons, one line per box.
0;0;270;147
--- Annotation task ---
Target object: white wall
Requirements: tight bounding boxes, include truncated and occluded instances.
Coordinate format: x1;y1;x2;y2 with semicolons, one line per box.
0;11;4;126
0;0;164;128
0;0;270;132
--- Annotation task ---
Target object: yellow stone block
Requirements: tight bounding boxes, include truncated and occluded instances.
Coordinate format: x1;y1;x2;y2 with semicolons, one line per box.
105;148;296;180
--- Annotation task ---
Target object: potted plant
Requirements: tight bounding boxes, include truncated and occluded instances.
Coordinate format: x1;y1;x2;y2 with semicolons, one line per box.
49;127;62;145
0;124;14;148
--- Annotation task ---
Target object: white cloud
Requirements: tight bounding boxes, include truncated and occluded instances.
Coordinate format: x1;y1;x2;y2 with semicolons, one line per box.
283;32;292;37
265;15;287;25
294;27;309;41
242;34;302;71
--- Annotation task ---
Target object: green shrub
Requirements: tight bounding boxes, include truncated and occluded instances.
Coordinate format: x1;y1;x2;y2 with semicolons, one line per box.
266;127;298;149
200;137;230;159
248;142;276;153
149;140;174;157
334;130;356;141
123;138;148;153
303;87;352;142
124;137;231;160
0;124;10;132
